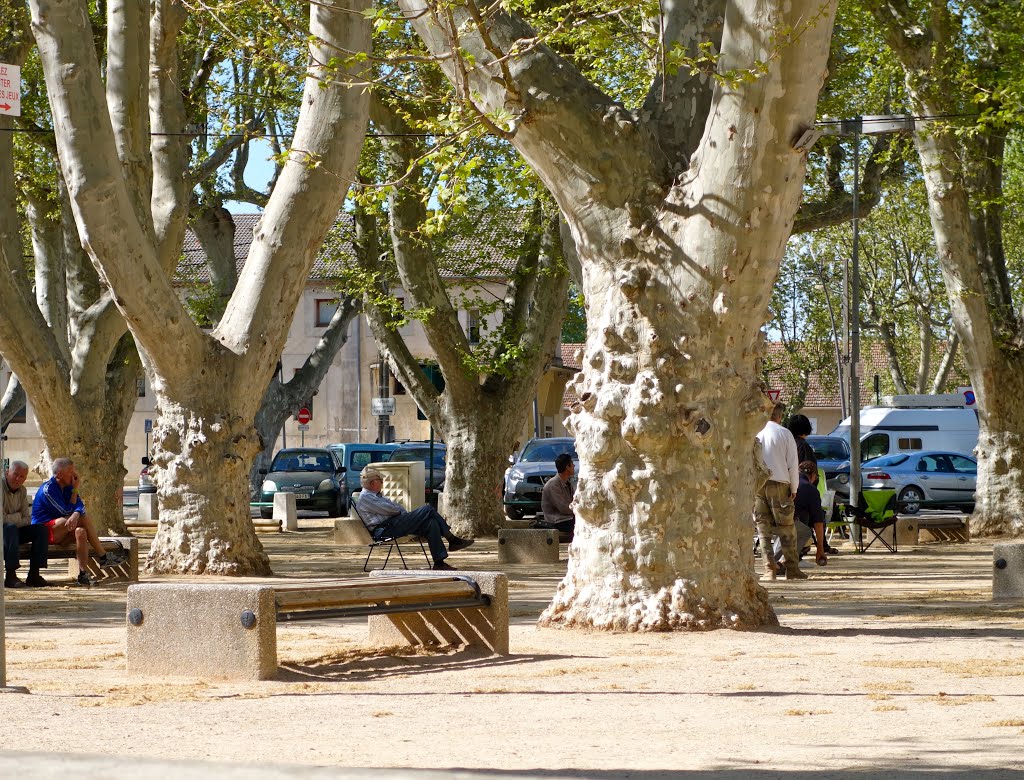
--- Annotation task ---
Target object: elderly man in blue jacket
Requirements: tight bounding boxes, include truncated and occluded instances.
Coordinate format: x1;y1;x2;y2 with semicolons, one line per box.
31;458;126;586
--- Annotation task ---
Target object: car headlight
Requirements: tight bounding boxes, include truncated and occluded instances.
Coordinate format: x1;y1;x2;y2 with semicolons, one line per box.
507;469;524;487
318;479;335;491
262;480;278;492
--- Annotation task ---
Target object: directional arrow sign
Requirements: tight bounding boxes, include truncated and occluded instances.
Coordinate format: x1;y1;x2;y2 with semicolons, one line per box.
0;64;21;117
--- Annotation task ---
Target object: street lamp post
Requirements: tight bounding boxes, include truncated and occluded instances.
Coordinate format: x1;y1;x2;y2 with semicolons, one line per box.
820;115;916;510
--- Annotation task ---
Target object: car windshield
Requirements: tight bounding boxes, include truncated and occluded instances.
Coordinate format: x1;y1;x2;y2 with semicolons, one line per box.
391;448;446;468
830;425;851;444
865;454;909;467
520;441;578;463
272;451;334;472
808;437;849;460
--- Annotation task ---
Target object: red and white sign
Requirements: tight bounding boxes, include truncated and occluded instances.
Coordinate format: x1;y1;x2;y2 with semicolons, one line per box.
296;407;311;425
0;63;21;117
766;389;781;402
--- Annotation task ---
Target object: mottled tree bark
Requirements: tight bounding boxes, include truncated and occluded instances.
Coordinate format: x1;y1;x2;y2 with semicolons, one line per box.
397;0;837;628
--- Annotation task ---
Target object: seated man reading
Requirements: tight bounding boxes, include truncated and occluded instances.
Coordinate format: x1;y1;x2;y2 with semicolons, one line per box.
3;460;50;588
31;458;126;586
538;453;576;540
356;466;473;571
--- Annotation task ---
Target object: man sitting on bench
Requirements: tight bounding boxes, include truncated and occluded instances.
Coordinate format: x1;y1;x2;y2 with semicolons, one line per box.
3;460;50;588
538;453;576;540
356;466;473;571
31;458;126;586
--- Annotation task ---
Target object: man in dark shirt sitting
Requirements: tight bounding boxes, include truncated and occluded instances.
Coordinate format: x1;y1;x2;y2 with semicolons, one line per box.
539;453;575;540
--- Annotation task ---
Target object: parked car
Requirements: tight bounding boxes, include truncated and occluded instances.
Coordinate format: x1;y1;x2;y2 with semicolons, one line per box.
503;437;578;519
259;447;346;518
806;435;850;497
860;450;977;514
138;456;156;494
389;441;447;507
326;442;399;506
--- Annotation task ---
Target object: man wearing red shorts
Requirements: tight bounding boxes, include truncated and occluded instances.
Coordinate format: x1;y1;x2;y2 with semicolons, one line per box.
31;458;126;586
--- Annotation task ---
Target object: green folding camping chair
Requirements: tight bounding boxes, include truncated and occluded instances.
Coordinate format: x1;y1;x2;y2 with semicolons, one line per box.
848;489;899;553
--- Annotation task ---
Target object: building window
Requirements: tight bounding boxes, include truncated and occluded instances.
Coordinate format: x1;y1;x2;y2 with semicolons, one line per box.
315;299;339;327
393;378;406;395
137;378;146;398
467;309;481;344
11;404;26;425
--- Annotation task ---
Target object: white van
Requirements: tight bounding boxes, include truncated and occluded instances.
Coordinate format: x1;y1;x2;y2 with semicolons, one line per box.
830;394;979;461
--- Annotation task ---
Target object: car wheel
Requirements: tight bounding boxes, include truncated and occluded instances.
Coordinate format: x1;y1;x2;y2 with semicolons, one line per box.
259;507;274;520
964;503;975;515
898;486;923;515
505;505;525;520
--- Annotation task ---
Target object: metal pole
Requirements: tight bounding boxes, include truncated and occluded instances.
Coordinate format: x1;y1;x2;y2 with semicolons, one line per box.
849;119;862;511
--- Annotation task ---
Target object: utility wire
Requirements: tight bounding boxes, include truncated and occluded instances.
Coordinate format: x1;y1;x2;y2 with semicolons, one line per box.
0;110;1002;139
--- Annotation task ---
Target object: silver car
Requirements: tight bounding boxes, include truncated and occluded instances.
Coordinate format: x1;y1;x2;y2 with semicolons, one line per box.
503;437;578;519
861;450;976;514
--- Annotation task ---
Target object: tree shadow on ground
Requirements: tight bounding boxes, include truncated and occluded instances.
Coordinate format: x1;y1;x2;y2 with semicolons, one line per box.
277;646;578;684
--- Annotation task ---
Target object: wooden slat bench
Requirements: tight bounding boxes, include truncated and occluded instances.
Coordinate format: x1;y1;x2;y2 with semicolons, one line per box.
18;535;139;583
124;518;282;534
125;569;509;680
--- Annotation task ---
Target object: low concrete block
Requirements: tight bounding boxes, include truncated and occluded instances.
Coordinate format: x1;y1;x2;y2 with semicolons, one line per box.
497;528;559;564
367;570;509;655
334;517;372;545
138;493;158;522
273;493;298;531
68;536;139;584
895;517;919;546
126;583;278;680
993;543;1024;600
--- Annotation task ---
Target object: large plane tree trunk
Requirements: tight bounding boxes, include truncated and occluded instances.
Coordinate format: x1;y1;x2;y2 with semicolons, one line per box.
398;0;838;628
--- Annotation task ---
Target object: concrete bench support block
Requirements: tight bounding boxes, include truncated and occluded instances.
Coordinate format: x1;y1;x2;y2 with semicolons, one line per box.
993;543;1024;600
895;517;919;546
273;493;298;531
334;517;372;545
367;570;509;655
68;536;140;584
126;584;278;680
138;493;158;523
497;528;559;564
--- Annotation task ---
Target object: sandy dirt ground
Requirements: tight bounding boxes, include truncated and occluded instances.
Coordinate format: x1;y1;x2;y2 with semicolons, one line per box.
1;517;1023;778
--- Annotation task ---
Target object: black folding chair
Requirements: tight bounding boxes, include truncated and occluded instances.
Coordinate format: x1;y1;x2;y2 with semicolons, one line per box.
352;502;431;572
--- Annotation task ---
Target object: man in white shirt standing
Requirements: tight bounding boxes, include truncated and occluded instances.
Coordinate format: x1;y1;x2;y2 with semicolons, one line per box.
754;403;806;581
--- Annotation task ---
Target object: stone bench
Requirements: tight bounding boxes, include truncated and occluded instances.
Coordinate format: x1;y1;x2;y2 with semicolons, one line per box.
18;535;139;584
917;515;970;543
125;570;508;680
497;528;559;563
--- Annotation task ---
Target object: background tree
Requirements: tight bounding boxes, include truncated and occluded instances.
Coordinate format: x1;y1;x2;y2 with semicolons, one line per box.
0;5;141;533
29;0;371;573
355;95;570;536
864;0;1024;535
389;0;839;630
